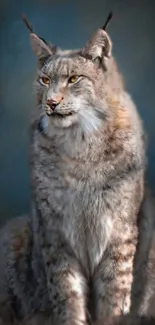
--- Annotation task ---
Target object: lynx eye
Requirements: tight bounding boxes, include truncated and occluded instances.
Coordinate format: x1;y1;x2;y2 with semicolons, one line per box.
39;76;50;85
68;75;79;84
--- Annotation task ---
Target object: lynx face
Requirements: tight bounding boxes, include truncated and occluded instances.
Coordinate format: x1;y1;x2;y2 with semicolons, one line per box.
30;29;117;137
35;52;108;134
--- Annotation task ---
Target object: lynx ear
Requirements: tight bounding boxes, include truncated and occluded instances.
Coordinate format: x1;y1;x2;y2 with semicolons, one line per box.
81;29;112;65
81;12;113;67
22;15;56;64
30;33;54;60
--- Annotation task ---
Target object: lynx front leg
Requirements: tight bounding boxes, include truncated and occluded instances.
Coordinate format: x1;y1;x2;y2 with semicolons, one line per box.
42;236;87;325
93;238;136;323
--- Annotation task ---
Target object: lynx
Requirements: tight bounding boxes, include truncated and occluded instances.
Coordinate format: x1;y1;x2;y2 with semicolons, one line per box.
0;15;155;325
29;18;155;324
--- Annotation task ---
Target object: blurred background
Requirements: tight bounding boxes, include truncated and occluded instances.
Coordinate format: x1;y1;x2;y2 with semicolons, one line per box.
0;0;155;226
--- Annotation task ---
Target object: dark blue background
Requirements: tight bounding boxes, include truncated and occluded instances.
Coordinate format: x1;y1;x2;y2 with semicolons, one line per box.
0;0;155;225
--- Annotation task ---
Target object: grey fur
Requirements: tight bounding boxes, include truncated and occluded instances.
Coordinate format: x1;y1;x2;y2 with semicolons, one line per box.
0;26;155;325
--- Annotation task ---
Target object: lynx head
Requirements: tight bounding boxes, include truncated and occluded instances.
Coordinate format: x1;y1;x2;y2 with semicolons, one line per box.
28;16;124;137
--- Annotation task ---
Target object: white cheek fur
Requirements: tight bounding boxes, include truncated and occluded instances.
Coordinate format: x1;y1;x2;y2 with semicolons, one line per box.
79;107;102;134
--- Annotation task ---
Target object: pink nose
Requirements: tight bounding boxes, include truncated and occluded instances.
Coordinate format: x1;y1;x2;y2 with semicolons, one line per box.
46;99;58;111
46;96;64;111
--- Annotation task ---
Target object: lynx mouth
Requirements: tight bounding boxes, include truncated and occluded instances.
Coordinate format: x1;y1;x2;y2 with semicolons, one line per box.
47;111;74;118
37;111;77;134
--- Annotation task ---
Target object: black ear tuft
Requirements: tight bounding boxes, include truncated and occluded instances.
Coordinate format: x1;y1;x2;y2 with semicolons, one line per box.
22;14;33;33
102;12;113;31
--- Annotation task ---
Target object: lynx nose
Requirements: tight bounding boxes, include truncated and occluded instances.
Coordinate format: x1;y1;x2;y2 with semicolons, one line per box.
46;96;64;113
46;99;58;112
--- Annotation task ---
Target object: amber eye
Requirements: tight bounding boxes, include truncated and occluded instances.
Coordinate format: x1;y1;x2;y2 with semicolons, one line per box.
39;76;50;85
68;75;79;84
